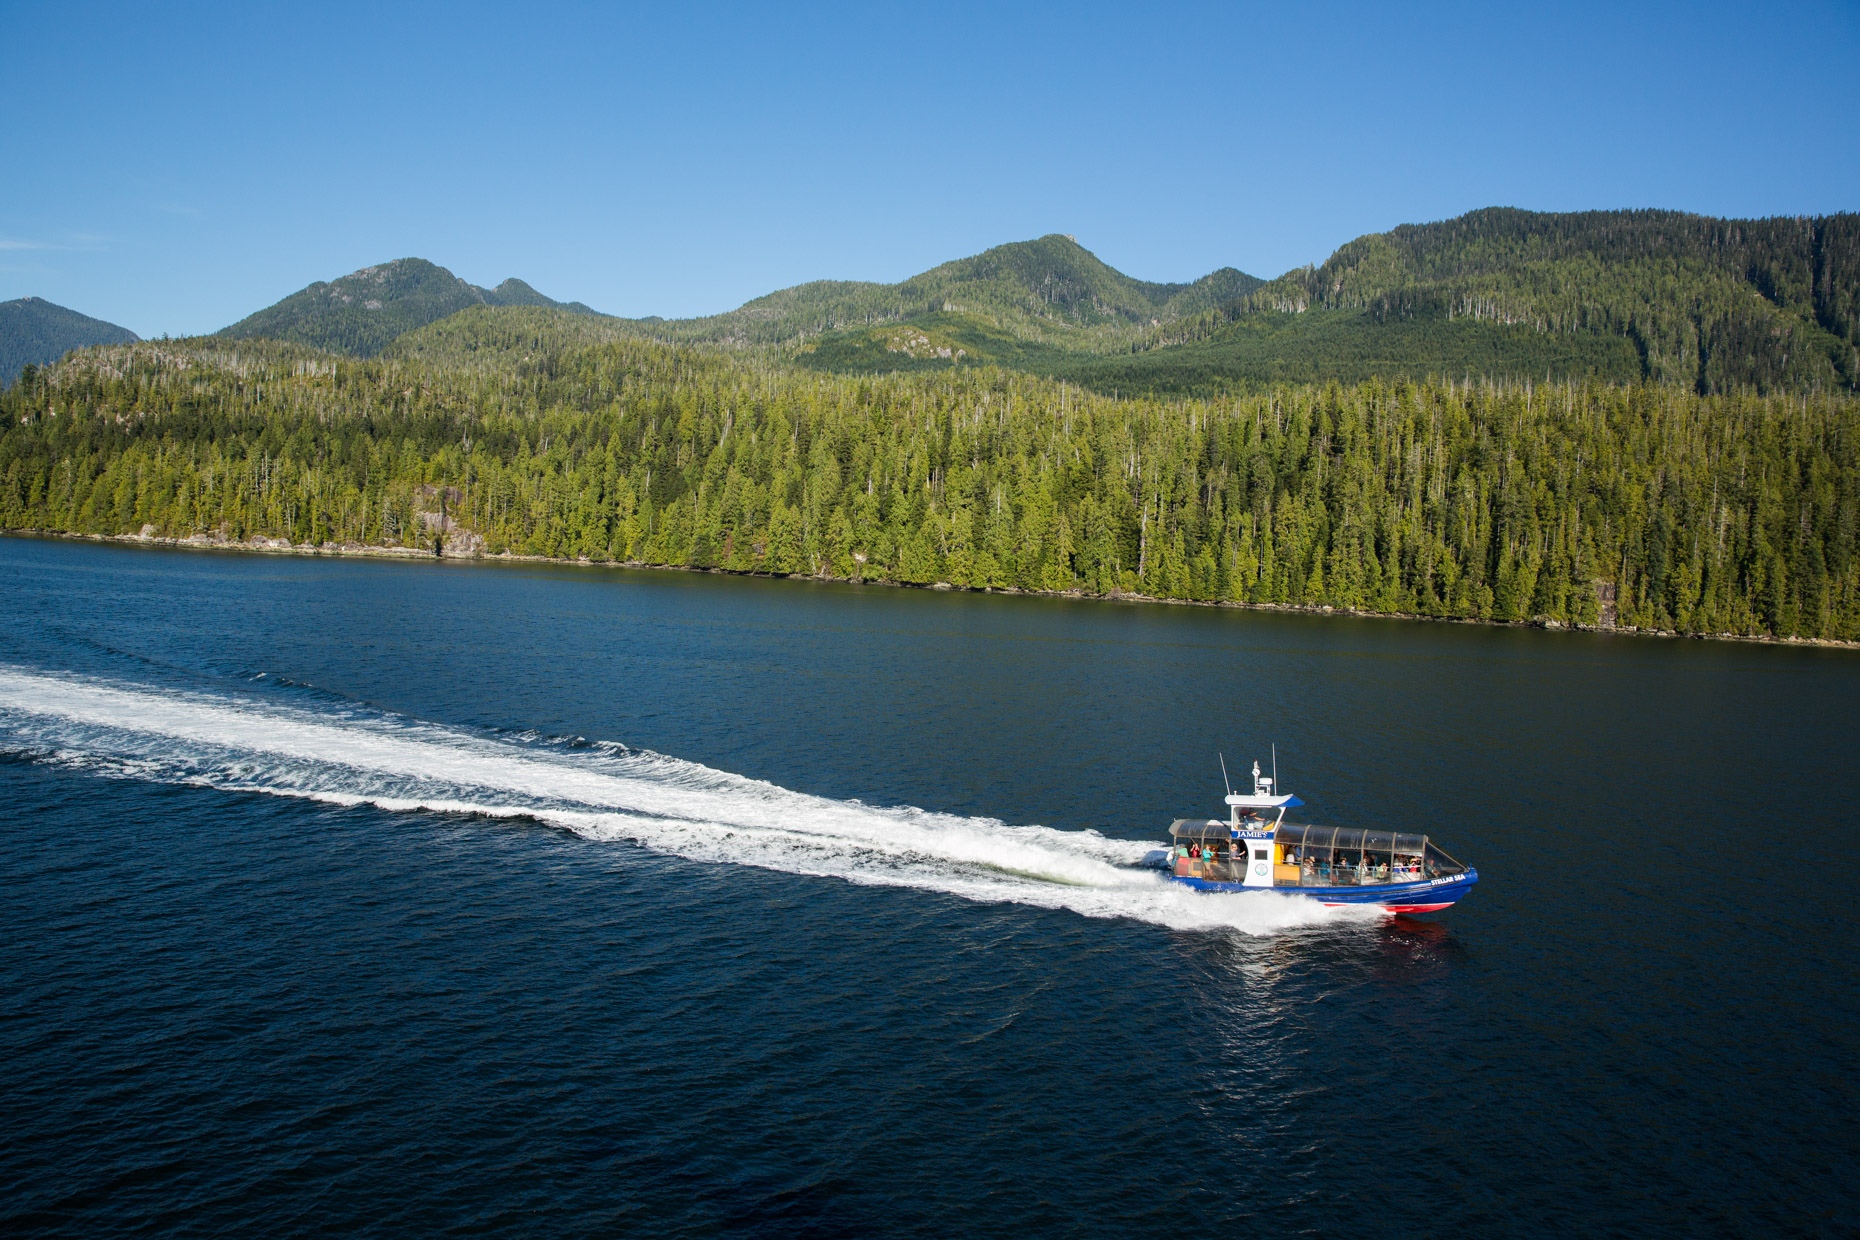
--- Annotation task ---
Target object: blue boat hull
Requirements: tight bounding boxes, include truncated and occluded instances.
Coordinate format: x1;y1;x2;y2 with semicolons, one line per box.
1169;868;1479;914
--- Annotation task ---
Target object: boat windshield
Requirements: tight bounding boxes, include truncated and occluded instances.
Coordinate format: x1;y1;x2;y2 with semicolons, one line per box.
1423;843;1466;877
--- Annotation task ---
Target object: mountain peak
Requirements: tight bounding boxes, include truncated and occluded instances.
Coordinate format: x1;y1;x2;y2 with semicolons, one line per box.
1;296;139;388
886;234;1258;329
219;260;594;355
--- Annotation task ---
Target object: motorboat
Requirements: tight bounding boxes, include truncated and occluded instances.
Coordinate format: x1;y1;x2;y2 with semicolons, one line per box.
1164;761;1478;915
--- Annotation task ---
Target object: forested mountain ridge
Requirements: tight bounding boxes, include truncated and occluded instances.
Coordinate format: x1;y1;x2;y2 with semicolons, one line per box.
878;234;1259;333
0;297;139;388
614;235;1264;350
217;258;599;357
1127;208;1860;395
5;333;1857;643
200;209;1860;395
213;237;1263;367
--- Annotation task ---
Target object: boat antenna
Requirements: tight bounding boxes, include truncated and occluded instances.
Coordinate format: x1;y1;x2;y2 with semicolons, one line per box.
1272;744;1278;793
1219;753;1233;796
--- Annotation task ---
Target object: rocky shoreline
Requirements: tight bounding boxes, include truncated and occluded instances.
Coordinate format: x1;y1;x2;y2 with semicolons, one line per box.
10;527;1857;651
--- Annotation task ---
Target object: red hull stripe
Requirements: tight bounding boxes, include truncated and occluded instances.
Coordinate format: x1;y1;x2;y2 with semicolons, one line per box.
1324;901;1456;913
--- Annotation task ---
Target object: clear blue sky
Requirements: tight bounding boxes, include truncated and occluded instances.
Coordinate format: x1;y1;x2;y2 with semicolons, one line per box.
4;0;1856;337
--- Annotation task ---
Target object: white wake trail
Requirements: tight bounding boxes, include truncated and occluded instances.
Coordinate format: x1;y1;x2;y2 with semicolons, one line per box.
0;667;1382;936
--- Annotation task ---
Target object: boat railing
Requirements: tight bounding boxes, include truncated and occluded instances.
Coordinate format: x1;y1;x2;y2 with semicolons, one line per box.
1175;856;1450;887
1172;857;1241;882
1280;863;1429;888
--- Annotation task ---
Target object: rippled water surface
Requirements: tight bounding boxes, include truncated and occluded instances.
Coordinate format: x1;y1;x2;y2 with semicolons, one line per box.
1;537;1855;1237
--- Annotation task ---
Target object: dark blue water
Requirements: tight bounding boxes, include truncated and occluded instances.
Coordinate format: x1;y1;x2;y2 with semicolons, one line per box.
1;537;1855;1237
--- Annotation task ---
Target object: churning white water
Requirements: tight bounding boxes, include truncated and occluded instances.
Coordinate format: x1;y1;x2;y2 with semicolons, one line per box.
0;667;1380;935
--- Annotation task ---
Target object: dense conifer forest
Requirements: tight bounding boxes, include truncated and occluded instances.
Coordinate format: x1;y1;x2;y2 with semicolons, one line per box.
5;333;1856;642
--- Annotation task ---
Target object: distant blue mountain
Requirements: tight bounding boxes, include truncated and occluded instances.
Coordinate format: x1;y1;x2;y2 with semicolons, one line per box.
1;297;139;387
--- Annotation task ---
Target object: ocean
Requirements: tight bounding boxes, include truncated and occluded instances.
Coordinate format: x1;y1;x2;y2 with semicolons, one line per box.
1;536;1854;1237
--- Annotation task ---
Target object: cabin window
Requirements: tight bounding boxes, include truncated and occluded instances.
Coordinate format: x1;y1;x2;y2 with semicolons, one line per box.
1252;849;1269;863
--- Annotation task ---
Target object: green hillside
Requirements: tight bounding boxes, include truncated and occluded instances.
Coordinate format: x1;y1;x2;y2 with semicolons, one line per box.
7;334;1858;642
622;235;1264;350
203;210;1860;395
218;258;598;357
875;233;1258;335
789;210;1860;396
385;304;636;368
794;311;1084;373
371;236;1264;373
229;235;1244;364
797;304;1647;394
1124;208;1860;395
0;297;139;388
1058;310;1649;394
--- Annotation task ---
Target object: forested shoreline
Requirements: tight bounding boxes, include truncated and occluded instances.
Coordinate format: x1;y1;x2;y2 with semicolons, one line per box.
4;337;1858;642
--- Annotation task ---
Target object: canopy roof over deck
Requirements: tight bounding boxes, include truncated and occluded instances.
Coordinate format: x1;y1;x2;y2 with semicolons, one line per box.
1168;819;1239;841
1275;823;1429;854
